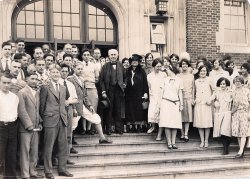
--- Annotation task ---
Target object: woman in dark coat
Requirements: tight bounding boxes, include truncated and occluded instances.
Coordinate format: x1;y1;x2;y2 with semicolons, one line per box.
125;54;149;132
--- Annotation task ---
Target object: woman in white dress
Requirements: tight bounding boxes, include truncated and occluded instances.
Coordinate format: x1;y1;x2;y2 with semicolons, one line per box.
210;77;232;155
193;65;213;148
159;66;184;149
178;59;194;142
147;59;166;140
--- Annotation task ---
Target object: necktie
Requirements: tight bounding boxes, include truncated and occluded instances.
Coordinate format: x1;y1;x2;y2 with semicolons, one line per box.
5;59;9;71
55;83;59;95
64;80;70;100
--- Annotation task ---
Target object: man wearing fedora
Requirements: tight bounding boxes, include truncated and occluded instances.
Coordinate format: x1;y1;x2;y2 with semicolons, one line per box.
99;49;126;135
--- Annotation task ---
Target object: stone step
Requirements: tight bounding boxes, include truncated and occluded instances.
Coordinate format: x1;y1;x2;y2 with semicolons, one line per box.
39;156;250;179
70;145;240;162
72;140;234;152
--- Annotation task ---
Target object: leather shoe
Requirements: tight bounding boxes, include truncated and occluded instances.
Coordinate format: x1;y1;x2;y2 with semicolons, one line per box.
115;130;123;135
67;160;75;165
31;174;44;178
80;130;86;135
58;171;73;177
106;131;111;135
99;138;113;144
45;173;54;179
70;148;78;154
72;139;78;145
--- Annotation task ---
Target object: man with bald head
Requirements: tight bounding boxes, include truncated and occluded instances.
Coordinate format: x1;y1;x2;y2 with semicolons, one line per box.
99;49;126;135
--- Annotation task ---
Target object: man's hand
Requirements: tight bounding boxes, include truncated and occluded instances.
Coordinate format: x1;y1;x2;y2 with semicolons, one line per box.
26;126;34;131
102;92;107;99
38;124;43;131
65;100;70;107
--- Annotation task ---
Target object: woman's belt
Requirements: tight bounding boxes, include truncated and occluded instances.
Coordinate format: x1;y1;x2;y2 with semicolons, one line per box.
162;98;179;105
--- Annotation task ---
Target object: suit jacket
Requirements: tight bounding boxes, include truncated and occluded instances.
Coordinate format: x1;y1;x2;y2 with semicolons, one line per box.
0;57;10;73
39;81;67;127
99;61;126;93
18;85;42;132
67;75;92;116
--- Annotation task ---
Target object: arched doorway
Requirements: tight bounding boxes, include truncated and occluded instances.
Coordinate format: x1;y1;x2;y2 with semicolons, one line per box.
11;0;118;57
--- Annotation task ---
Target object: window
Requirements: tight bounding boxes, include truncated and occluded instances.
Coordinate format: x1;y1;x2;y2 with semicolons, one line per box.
12;0;117;45
224;0;247;44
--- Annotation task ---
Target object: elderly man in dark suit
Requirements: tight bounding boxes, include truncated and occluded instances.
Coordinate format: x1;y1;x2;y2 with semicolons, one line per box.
39;64;73;179
99;49;126;135
18;73;43;179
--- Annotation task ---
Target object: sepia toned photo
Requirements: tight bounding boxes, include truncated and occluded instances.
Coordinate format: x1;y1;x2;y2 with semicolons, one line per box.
0;0;250;178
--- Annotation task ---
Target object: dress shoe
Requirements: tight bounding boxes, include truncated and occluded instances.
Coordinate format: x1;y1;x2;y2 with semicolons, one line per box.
156;137;162;141
147;127;155;134
115;130;123;135
106;131;112;135
67;160;75;165
72;138;78;145
70;148;78;154
30;174;44;178
80;130;86;135
99;138;113;144
58;171;73;177
86;130;95;135
45;173;54;179
172;144;178;149
235;153;244;158
168;144;172;149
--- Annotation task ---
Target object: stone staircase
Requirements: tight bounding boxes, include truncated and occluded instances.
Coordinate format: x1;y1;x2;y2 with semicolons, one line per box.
39;133;250;179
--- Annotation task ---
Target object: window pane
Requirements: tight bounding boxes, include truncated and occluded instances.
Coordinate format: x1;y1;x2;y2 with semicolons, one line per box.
106;30;113;41
230;16;238;29
36;26;45;39
53;13;62;26
72;27;80;40
63;27;71;39
238;5;244;15
71;0;80;13
17;25;26;38
54;26;62;39
230;6;238;15
224;15;231;29
89;15;96;28
230;30;238;43
26;25;35;38
97;8;104;15
63;13;71;26
17;11;25;24
97;16;105;28
53;0;62;12
25;3;34;10
97;29;105;41
89;29;96;41
35;12;44;25
238;16;246;30
106;17;113;28
35;1;43;11
88;5;96;14
224;5;230;14
26;11;35;24
71;14;80;27
224;29;231;43
238;30;246;43
62;0;70;13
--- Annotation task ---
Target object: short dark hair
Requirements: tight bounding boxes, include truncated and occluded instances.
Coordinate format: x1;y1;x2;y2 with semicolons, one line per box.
212;59;224;67
60;64;70;71
197;65;209;77
81;48;90;55
13;53;26;60
145;53;153;60
216;77;230;87
170;53;179;61
233;76;244;84
44;53;55;61
16;39;25;44
26;73;38;79
0;72;12;80
63;53;73;60
122;58;129;64
179;58;191;67
33;47;43;54
241;63;250;74
152;59;163;67
1;41;11;48
225;67;233;76
225;60;234;68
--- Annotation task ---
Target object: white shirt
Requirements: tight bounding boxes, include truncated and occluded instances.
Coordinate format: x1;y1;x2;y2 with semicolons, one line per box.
82;61;99;88
0;90;19;122
51;80;60;92
59;78;78;100
27;85;37;98
1;57;11;71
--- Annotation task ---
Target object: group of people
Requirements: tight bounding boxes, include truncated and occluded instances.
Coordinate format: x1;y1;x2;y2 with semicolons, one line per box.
0;39;249;179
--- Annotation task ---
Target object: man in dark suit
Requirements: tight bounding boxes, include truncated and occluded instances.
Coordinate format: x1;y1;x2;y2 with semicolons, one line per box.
18;73;43;179
68;62;111;144
0;41;12;73
39;64;73;179
99;49;126;135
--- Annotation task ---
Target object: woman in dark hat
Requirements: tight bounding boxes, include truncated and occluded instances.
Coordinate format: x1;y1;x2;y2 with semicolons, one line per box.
125;54;149;133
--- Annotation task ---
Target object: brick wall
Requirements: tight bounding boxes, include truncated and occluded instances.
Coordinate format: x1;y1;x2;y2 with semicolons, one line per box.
186;0;250;66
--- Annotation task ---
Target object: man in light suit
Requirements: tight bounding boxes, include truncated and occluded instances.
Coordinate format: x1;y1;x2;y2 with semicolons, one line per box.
68;62;111;144
39;64;73;179
18;73;43;179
